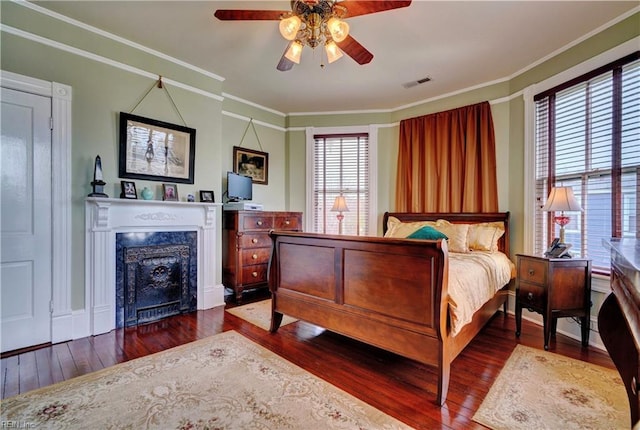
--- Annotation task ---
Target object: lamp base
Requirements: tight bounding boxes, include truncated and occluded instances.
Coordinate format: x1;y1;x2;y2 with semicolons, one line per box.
554;215;570;244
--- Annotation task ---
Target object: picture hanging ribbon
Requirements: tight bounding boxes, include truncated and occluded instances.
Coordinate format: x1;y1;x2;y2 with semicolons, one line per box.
238;118;264;152
129;76;188;127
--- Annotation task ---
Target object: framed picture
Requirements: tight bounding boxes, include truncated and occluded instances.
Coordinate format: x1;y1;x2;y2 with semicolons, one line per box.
119;112;196;184
120;180;137;199
233;146;268;185
199;190;215;202
162;183;178;201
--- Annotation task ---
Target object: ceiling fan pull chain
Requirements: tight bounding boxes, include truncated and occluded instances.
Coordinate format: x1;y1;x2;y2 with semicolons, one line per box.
129;75;188;127
238;118;264;152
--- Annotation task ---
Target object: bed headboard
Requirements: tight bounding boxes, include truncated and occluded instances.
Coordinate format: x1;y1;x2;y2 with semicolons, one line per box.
382;212;511;258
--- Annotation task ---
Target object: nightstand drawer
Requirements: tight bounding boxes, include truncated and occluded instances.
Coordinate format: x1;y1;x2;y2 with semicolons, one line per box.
518;281;546;310
518;258;547;285
240;248;271;266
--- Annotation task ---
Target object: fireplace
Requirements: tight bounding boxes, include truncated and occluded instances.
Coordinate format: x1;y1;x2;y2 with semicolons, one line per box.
85;198;225;335
116;232;197;328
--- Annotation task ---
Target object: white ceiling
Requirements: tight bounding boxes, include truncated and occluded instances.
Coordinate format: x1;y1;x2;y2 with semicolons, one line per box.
33;1;638;114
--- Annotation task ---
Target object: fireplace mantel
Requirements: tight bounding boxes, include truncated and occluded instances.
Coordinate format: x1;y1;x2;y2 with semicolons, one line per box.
85;197;225;335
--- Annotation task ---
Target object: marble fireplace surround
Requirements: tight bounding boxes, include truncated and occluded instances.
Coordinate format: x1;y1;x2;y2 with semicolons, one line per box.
85;197;225;335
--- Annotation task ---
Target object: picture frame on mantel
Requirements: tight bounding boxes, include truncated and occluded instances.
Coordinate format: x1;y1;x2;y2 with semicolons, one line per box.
119;112;196;184
162;183;179;201
120;180;137;199
233;146;268;185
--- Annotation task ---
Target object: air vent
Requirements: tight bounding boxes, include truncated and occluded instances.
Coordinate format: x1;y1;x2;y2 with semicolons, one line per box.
402;76;432;89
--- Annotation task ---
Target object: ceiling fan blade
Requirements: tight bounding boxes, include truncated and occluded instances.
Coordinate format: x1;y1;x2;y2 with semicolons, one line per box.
338;1;412;18
336;35;373;65
277;43;296;72
214;10;288;21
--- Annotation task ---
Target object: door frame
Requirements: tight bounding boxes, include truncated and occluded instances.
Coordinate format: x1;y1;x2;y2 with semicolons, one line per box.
1;70;72;344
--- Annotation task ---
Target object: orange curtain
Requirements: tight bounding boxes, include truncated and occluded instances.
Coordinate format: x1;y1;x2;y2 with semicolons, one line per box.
395;101;498;212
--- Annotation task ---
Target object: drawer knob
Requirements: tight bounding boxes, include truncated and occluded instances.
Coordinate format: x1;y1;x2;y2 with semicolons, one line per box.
252;271;258;277
252;238;258;244
528;269;534;276
527;292;534;301
285;220;290;225
257;220;263;226
252;254;258;260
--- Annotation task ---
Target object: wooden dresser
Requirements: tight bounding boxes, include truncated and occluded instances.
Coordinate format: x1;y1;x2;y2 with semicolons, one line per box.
600;238;640;428
222;210;302;303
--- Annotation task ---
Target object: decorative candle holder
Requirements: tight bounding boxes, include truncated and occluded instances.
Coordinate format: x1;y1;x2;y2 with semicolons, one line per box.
88;155;108;197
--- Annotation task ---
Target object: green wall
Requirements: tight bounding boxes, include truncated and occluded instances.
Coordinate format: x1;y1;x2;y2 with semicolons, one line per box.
1;1;287;310
1;0;638;316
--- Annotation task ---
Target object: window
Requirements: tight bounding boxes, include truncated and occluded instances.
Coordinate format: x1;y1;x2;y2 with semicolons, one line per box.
534;52;640;273
310;133;370;235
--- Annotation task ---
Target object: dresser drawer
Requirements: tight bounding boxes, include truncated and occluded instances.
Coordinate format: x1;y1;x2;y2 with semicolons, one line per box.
242;215;274;230
518;258;547;285
240;248;271;266
518;281;546;310
274;216;300;230
238;233;272;248
241;264;268;285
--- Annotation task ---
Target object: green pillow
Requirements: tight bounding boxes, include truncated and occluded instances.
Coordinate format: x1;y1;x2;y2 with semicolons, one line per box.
407;226;448;240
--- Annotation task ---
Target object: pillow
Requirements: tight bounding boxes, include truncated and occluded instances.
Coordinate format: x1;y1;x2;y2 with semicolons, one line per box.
407;226;448;240
433;220;470;253
384;216;438;238
468;222;505;252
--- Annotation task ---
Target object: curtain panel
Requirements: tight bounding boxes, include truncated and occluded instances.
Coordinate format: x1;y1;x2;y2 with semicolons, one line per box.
395;101;499;212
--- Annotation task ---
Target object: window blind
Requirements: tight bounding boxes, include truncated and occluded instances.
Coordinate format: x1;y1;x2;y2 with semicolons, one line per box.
534;52;640;273
313;133;369;235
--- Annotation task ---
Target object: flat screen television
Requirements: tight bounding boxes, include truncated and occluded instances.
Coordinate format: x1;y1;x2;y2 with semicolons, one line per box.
227;171;253;202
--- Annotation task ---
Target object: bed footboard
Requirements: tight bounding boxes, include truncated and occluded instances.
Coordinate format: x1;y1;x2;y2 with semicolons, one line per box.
268;231;452;403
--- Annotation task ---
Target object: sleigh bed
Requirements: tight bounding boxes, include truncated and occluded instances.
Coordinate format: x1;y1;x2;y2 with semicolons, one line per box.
268;212;514;405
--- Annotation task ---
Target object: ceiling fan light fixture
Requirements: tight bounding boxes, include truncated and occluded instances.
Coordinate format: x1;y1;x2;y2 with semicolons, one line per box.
325;40;343;63
327;17;349;43
279;15;302;40
285;40;304;64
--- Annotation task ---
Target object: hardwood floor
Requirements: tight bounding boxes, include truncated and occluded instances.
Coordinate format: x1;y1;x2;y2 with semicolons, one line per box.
1;290;615;430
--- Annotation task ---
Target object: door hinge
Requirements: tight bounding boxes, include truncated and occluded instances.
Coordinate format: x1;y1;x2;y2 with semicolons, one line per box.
50;301;54;313
50;117;54;130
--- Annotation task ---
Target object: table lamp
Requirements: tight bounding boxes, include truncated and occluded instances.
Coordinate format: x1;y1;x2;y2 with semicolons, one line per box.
331;195;349;235
542;186;583;244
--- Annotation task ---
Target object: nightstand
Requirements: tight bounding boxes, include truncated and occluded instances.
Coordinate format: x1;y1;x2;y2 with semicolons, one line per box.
515;254;592;350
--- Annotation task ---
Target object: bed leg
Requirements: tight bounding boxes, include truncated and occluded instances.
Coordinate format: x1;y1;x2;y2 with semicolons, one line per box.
436;360;451;406
270;311;283;333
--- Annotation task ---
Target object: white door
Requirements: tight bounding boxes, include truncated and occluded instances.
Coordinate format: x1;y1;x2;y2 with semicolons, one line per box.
1;87;52;352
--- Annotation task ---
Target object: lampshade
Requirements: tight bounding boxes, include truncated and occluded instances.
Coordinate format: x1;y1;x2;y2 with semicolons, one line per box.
327;17;349;42
325;41;343;63
542;187;583;212
279;16;301;41
284;40;303;64
331;195;349;212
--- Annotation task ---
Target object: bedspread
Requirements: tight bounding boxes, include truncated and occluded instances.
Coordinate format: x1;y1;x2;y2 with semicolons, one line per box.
448;251;515;336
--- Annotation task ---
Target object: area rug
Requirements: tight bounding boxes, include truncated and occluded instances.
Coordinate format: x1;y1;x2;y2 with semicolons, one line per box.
226;299;298;331
1;330;411;429
473;344;627;430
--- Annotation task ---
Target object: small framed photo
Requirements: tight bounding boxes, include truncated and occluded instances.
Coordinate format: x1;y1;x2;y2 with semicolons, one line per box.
162;183;178;201
233;146;268;185
120;180;137;199
199;190;214;203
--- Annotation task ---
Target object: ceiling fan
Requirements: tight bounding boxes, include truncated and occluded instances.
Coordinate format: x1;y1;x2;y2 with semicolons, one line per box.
214;0;412;71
